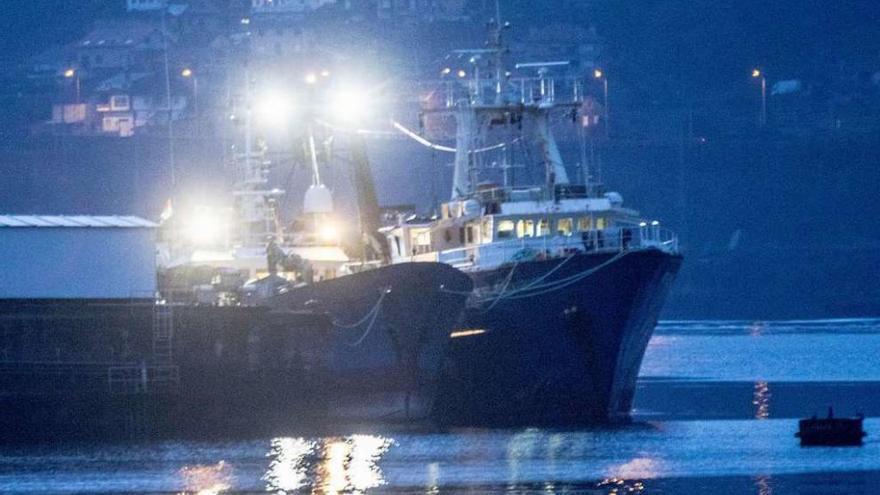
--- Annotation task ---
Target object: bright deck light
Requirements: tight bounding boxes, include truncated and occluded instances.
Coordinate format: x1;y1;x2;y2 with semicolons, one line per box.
255;90;293;126
181;68;193;78
457;69;467;78
186;207;224;245
593;68;603;79
752;68;762;78
330;88;370;123
305;72;318;85
319;222;339;242
64;68;76;78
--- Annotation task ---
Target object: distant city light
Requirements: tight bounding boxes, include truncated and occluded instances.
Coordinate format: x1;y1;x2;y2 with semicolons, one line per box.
752;68;762;78
305;72;318;85
441;67;451;75
240;17;250;25
651;220;660;226
320;69;330;78
450;329;486;338
593;68;603;79
457;69;466;78
255;89;294;127
181;68;193;78
63;68;76;78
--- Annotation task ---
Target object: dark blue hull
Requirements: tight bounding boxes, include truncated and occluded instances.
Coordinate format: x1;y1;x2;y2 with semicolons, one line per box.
273;262;473;423
434;249;682;426
0;262;472;442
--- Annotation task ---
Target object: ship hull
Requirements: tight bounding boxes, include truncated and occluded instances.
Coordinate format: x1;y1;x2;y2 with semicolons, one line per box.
434;249;682;426
0;262;471;442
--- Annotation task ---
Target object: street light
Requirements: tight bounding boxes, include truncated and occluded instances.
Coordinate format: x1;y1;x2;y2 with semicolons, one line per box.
752;68;766;126
64;68;80;103
594;68;608;136
181;68;198;115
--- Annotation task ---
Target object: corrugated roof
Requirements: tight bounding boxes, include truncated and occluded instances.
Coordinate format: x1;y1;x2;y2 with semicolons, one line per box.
0;215;157;228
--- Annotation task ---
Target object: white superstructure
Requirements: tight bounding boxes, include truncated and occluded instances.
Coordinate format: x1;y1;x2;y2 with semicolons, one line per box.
383;21;678;272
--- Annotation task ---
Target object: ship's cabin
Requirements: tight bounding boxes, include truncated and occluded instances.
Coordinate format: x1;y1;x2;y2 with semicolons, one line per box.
382;186;676;270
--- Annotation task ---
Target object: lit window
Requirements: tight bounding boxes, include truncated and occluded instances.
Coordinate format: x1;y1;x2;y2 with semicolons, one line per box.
516;219;534;238
496;220;515;239
596;218;607;229
556;218;573;236
578;217;592;231
536;218;549;237
481;219;492;242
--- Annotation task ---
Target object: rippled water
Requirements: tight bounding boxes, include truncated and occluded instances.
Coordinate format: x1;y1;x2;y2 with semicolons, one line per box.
2;318;879;494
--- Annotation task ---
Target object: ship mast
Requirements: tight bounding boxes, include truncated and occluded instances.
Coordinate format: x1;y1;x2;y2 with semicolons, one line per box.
449;10;507;200
446;8;578;202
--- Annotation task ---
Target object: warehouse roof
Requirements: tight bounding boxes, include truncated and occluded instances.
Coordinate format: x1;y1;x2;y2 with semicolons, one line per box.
0;215;157;228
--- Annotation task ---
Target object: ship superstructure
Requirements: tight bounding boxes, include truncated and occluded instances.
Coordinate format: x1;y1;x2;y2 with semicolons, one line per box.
383;19;683;424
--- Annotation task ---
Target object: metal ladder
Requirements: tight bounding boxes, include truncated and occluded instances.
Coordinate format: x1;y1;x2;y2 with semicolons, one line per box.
152;303;174;365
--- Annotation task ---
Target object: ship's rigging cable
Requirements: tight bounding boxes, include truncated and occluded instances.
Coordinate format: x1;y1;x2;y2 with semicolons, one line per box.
454;250;628;306
316;118;519;154
500;251;629;300
331;290;388;347
474;252;573;305
391;120;522;154
480;260;519;313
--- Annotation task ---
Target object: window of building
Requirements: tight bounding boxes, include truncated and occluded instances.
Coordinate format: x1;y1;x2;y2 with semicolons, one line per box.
111;95;130;111
556;218;573;236
496;220;515;239
466;225;474;244
596;218;607;229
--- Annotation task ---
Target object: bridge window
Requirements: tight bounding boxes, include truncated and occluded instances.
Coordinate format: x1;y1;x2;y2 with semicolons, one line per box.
578;217;592;231
556;218;573;236
497;219;515;239
481;219;492;243
516;219;534;238
536;218;549;237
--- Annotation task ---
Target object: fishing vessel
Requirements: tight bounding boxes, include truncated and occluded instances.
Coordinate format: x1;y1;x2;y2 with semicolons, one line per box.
382;19;683;425
0;81;472;442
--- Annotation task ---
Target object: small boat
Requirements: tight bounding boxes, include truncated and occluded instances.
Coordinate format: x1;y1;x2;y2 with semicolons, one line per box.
796;407;867;446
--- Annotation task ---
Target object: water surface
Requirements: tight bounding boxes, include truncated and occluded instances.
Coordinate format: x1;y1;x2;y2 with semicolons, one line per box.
3;318;879;494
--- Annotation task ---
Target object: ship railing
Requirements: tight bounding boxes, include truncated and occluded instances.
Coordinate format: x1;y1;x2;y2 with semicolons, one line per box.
108;364;180;395
420;75;586;109
437;226;678;270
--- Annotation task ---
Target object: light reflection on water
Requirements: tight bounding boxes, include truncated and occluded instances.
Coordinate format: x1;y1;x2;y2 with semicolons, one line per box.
178;460;234;495
753;381;771;419
263;434;392;494
0;320;878;494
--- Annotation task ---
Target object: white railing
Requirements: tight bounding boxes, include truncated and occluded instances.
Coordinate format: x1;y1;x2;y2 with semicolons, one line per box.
437;226;678;270
421;75;585;109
